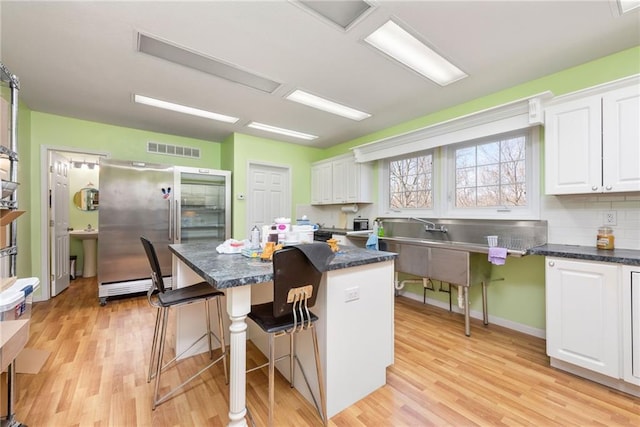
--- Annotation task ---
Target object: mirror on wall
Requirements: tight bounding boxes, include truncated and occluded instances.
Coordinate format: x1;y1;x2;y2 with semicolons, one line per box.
73;187;99;211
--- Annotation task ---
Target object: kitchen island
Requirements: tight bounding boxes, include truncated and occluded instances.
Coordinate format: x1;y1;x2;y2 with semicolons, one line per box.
169;242;397;427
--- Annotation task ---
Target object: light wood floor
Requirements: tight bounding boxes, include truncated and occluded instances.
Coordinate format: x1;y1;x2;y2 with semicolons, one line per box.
11;276;640;426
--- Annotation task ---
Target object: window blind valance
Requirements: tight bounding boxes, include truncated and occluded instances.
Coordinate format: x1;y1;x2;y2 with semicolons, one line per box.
352;92;552;163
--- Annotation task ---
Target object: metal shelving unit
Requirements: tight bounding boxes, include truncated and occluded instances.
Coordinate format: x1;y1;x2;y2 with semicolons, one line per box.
1;61;24;427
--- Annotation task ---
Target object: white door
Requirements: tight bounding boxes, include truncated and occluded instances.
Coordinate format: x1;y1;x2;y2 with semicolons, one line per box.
247;163;291;234
51;152;70;296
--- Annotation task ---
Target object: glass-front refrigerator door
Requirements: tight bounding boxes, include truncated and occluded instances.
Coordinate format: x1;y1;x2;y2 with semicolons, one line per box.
174;167;231;243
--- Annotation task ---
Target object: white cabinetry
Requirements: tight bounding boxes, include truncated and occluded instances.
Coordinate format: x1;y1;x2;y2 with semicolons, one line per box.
311;154;373;205
622;266;640;386
545;80;640;195
311;161;332;205
546;257;620;378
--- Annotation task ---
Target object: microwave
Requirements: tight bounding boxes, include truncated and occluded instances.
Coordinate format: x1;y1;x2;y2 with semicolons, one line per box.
353;218;369;231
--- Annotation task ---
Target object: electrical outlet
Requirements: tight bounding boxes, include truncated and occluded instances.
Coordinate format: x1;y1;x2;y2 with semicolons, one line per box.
344;287;360;302
604;211;617;226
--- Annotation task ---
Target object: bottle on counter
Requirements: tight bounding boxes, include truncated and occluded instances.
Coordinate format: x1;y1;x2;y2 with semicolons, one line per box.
250;225;260;249
378;221;385;237
596;226;615;250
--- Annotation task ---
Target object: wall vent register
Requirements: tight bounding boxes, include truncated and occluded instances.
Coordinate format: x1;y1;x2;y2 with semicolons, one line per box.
147;141;200;159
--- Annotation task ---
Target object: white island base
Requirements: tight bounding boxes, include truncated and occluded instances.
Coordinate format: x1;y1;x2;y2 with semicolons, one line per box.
173;257;395;422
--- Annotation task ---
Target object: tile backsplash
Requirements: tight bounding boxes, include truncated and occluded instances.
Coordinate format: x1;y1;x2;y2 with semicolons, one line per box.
542;193;640;250
296;193;640;250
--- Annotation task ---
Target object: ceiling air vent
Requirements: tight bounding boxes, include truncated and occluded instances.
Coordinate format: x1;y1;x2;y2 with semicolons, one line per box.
147;141;200;159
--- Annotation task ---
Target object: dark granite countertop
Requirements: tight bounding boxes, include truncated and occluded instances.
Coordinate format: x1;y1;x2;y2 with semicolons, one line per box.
169;241;397;289
528;244;640;266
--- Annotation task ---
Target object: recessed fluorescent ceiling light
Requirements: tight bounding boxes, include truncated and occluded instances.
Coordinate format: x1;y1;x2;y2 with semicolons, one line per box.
134;95;239;124
137;33;281;93
286;90;371;121
247;122;318;140
299;0;371;30
364;20;467;86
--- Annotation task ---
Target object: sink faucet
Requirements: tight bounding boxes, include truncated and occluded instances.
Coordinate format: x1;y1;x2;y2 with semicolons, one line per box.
410;217;448;233
87;224;93;231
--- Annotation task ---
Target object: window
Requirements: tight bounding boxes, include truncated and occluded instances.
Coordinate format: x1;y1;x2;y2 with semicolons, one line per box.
454;132;526;207
445;128;539;218
387;152;433;210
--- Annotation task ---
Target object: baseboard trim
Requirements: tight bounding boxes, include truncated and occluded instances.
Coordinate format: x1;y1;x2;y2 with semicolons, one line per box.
398;290;546;339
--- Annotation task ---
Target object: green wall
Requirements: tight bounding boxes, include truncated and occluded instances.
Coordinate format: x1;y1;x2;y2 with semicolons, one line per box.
319;45;640;332
325;45;640;157
24;112;224;291
15;45;639;332
222;133;322;238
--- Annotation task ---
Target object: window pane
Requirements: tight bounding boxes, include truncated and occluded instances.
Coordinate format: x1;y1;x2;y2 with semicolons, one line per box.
478;164;499;186
501;137;525;161
453;131;528;209
477;186;500;206
477;142;499;165
456;146;475;168
501;183;527;206
456;188;476;207
456;167;476;187
389;153;432;209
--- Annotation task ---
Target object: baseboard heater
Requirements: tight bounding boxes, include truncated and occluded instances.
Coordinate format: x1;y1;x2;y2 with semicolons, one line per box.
98;276;172;306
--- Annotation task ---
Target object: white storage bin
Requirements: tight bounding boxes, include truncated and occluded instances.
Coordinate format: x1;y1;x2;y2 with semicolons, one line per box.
0;277;39;321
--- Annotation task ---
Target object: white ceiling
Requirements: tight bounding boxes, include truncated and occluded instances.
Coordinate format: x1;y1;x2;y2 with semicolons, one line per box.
1;1;638;148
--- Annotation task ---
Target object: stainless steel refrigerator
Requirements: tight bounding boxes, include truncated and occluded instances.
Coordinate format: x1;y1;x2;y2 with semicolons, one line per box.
97;160;231;305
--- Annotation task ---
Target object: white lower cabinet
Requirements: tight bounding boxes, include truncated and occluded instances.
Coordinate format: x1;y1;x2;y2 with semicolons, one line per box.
546;257;620;378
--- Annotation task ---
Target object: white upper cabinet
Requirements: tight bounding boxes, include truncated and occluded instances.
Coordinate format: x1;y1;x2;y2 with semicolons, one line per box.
311;161;332;205
601;86;640;193
545;80;640;195
311;154;373;205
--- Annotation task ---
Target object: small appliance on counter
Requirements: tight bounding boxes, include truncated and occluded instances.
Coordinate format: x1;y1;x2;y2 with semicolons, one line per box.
353;218;369;231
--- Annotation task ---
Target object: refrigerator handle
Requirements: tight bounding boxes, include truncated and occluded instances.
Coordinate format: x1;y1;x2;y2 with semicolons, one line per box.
175;200;181;242
168;199;173;241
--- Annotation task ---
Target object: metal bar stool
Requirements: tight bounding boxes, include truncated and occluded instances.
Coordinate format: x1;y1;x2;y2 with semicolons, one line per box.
141;236;228;409
247;244;334;427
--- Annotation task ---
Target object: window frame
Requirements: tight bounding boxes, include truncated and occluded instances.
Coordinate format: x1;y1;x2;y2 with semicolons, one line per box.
378;127;540;220
441;127;540;219
380;149;438;217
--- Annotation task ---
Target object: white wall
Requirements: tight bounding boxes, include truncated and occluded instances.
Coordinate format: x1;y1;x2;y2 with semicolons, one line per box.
542;193;640;250
296;203;378;230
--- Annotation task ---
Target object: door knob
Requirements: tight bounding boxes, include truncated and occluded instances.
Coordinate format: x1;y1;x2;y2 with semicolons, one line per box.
548;261;555;267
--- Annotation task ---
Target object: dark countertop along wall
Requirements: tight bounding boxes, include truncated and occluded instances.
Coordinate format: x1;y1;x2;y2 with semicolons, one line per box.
529;244;640;266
